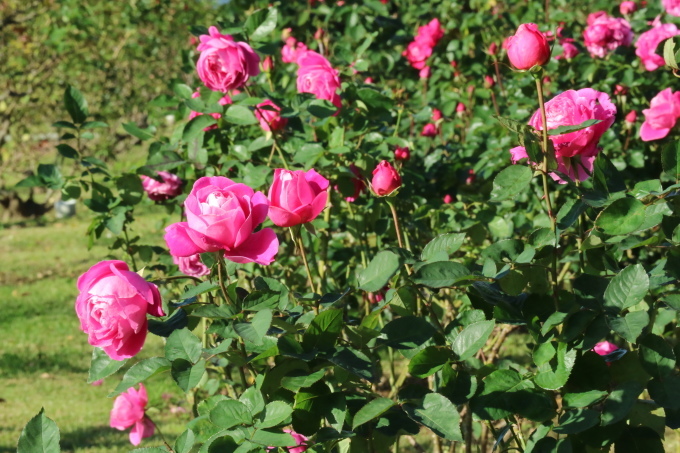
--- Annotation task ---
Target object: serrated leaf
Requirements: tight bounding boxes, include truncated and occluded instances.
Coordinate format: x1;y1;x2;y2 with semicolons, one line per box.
171;358;206;393
603;265;649;312
421;233;466;261
250;7;278;41
595;198;646;235
452;320;495;361
352;398;396;430
608;311;649;343
123;122;155;140
17;408;60;453
378;316;435;349
302;309;343;351
639;334;676;378
357;250;401;292
601;381;644;426
256;401;293;429
403;393;463;441
224;105;258;125
184;115;216;142
110;357;171;396
664;37;679;70
166;328;203;363
490;166;533;202
64;85;88;123
562;390;608;408
210;400;253;429
408;346;454;378
88;347;127;383
412;261;472;288
174;429;195;453
548;119;602;136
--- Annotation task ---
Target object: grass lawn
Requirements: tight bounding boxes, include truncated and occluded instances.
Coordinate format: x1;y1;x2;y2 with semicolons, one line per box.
0;206;190;453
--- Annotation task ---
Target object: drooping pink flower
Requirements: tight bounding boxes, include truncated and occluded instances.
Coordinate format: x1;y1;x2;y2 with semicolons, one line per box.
620;1;637;14
164;177;279;265
196;26;260;92
504;23;551;69
140;171;183;202
297;51;342;110
635;20;680;71
583;12;633;58
75;261;165;361
663;0;680;16
188;91;232;131
640;88;680;141
254;99;288;132
110;384;155;446
173;254;210;278
281;37;308;64
267;169;329;227
371;161;401;196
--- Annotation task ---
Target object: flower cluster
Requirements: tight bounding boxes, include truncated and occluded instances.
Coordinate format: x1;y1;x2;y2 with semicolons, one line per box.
402;18;444;78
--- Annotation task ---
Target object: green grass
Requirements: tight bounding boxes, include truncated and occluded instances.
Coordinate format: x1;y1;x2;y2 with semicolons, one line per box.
0;207;189;452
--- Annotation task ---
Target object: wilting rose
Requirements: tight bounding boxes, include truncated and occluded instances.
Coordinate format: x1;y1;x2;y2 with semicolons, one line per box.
188;91;232;131
267;169;329;227
75;261;164;360
173;254;210;278
164;177;279;265
110;384;155;446
635;20;680;71
504;23;551;69
640;88;680;141
663;0;680;16
254;99;288;132
620;1;637;14
583;12;633;58
281;37;308;64
297;51;342;110
196;26;260;92
140;171;183;202
371;161;402;196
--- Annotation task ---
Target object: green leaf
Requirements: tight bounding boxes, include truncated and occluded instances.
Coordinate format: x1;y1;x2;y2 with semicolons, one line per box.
250;7;278;41
603;265;649;312
81;121;109;130
239;387;265;416
534;342;576;390
615;427;664;453
490;166;533;202
235;309;272;346
64;85;88;123
562;390;608;408
307;99;338;118
184;115;216;142
171;358;206;393
378;316;435;349
408;346;454;378
109;357;171;396
250;430;297;448
664;37;679;70
452;320;495;361
595;198;646;235
210;399;253;429
556;198;587;231
639;334;676;378
17;408;60;453
56;144;78;159
662;141;680;182
302;309;343;351
52;121;77;129
357;250;401;292
281;369;326;392
357;88;394;110
421;233;466;262
88;347;127;383
117;173;144;206
166;328;203;363
601;381;644;426
352;398;396;430
173;83;195;100
178;281;220;301
224;105;258;125
256;401;294;429
608;311;649;343
38;164;63;189
174;429;195;453
403;393;463;441
553;408;600;434
412;261;472;288
548;119;602;136
123;122;155;140
648;375;680;409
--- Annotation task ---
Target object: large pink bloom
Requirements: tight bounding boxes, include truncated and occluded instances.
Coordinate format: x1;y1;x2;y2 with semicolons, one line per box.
164;177;279;265
75;261;164;361
526;88;616;158
196;26;260;92
110;384;155;446
640;88;680;141
297;51;342;110
267;169;329;227
504;23;551;69
173;254;210;278
140;171;183;202
635;21;680;71
583;12;633;58
663;0;680;16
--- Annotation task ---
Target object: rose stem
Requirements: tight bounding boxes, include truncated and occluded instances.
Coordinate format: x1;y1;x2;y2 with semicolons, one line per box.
292;227;319;299
122;224;138;272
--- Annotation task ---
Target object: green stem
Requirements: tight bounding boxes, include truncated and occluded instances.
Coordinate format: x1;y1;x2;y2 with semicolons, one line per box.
386;199;405;249
122;224;138;272
216;254;234;306
293;227;318;296
146;416;173;452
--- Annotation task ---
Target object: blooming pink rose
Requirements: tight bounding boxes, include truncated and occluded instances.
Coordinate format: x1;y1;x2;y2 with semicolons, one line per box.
593;341;619;356
415;18;445;48
188;92;232;131
557;41;580;60
140;171;183;202
282;37;308;64
509;145;598;184
663;0;680;16
526;88;616;158
110;384;155;446
173;254;210;277
620;1;637;14
403;19;444;71
394;146;410;161
641;88;680;141
255;100;288;132
583;12;633;58
371;161;402;196
402;40;433;70
504;23;551;69
267;169;329;227
297;51;342;110
164;177;279;265
196;26;260;92
635;21;680;71
75;261;164;361
421;123;438;137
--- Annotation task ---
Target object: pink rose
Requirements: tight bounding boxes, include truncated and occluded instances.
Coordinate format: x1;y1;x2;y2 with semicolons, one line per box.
267;168;329;227
188;91;232;130
488;42;498;55
419;66;431;79
593;341;619;356
140;171;183;202
583;12;633;58
443;194;454;204
504;23;551;69
268;429;308;453
625;110;637;123
421;123;438;137
663;0;680;16
164;177;279;265
557;41;580;60
196;26;260;92
394;146;410;161
635;21;680;71
371;161;402;196
416;18;445;48
75;261;165;361
173;254;210;278
620;1;637;14
403;41;433;70
509;145;598;184
432;109;442;121
261;56;273;72
282;37;308;64
255;100;288;132
640;88;680;141
110;384;155;446
403;19;444;71
484;75;495;88
297;51;342;110
526;88;616;158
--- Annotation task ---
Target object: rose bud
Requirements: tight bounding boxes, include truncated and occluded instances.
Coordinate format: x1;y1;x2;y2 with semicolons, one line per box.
484;75;495;88
625;110;637;123
442;194;454;204
614;84;628;96
620;1;637;14
504;23;551;70
465;169;476;185
456;102;466;113
261;56;273;72
421;123;438;137
394;146;410;161
267;168;329;227
488;42;498;55
419;66;431;79
371;160;402;196
432;108;443;121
